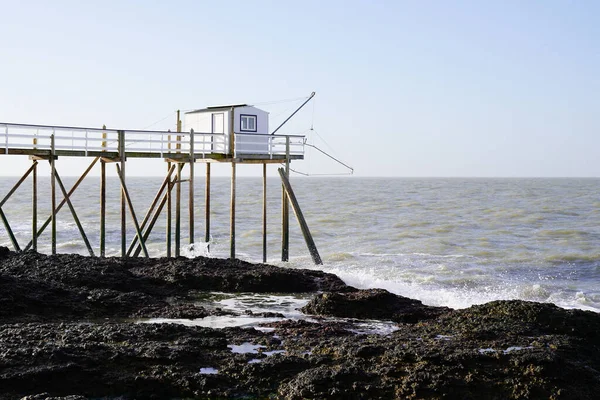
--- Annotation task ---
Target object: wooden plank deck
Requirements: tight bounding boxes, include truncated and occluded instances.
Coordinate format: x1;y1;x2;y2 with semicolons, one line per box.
1;148;303;163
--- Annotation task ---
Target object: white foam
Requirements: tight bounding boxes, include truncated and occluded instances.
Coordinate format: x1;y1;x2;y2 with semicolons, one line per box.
181;242;210;258
318;264;600;312
478;346;534;355
190;315;284;329
213;293;311;318
503;346;533;354
346;320;399;335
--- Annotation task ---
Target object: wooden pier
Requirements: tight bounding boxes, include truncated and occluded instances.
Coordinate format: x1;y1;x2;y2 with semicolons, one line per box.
0;116;322;264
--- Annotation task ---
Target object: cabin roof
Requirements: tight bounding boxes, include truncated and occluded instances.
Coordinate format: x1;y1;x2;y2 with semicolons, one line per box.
185;104;250;114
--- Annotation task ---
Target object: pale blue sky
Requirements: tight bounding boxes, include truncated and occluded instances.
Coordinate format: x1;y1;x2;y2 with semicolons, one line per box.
0;0;598;177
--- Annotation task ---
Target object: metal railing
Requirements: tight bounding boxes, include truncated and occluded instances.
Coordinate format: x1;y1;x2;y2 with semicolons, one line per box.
0;122;304;158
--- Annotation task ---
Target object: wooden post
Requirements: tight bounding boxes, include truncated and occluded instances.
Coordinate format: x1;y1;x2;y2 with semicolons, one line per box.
50;134;56;255
166;162;172;257
189;129;195;245
229;107;236;259
101;124;107;151
281;136;290;261
205;163;211;251
262;163;267;263
278;168;323;265
166;125;172;257
119;130;126;257
229;107;235;157
175;163;182;257
230;161;236;259
100;159;106;257
32;160;37;251
100;124;106;257
175;112;182;257
116;164;149;258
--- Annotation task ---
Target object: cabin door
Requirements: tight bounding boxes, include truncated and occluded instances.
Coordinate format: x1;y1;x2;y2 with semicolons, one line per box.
211;113;225;152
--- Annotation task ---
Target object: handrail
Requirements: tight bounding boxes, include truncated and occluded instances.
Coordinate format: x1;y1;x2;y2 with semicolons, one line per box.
0;122;304;158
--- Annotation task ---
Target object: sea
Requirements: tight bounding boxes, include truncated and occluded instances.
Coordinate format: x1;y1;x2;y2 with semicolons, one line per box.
1;176;600;313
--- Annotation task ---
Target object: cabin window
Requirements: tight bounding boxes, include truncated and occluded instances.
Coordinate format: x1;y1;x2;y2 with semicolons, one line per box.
240;114;257;132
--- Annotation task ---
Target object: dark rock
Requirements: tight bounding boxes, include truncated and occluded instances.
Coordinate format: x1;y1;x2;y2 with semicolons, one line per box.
1;249;600;399
302;288;450;323
0;249;350;322
136;303;219;319
435;300;600;340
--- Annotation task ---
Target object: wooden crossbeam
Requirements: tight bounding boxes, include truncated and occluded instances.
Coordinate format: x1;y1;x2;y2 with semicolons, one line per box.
127;164;176;256
23;157;99;252
116;164;149;258
53;170;95;257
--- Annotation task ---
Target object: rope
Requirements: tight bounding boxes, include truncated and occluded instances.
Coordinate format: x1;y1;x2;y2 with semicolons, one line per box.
142;111;177;130
252;95;310;106
310;98;316;131
283;143;354;177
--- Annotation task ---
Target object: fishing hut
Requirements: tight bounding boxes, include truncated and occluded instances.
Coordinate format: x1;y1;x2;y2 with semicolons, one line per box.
0;93;322;264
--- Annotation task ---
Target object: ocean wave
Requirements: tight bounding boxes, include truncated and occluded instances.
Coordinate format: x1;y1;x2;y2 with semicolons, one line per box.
545;253;600;264
538;229;591;237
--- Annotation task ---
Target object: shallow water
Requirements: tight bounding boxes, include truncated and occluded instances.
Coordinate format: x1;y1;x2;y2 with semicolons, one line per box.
1;175;599;312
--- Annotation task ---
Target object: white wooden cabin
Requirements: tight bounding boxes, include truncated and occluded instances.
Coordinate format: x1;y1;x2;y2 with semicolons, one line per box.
184;104;269;156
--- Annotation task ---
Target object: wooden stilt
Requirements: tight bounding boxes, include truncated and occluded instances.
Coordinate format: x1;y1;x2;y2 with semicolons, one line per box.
281;136;290;261
23;157;99;252
205;163;211;251
54;170;95;256
175;110;182;257
116;164;149;258
167;163;172;257
189;129;195;246
100;160;106;257
262;163;267;263
119;130;126;257
230;162;236;259
175;163;182;257
167;126;173;258
50;134;57;255
127;164;175;256
278;168;322;265
32;161;37;252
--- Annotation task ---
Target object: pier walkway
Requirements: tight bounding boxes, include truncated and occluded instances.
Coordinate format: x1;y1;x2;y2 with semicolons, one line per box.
0;121;322;264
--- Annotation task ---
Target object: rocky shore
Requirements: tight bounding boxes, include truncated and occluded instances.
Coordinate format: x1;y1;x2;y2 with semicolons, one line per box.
1;246;599;399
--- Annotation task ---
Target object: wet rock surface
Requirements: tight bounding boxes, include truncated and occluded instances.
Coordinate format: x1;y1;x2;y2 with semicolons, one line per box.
1;247;600;399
